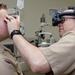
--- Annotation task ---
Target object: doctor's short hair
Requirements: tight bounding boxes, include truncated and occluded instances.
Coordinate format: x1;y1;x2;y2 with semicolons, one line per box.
0;3;7;10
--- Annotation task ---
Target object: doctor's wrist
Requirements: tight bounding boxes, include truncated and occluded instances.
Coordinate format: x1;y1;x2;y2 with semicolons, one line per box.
10;30;22;39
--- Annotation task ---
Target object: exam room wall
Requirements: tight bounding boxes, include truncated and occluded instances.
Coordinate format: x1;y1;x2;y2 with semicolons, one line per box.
1;0;75;41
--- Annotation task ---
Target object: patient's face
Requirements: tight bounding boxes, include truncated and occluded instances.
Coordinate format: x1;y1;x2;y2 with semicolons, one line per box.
0;9;9;41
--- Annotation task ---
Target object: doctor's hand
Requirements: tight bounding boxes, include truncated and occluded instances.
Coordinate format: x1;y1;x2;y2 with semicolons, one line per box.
4;15;20;35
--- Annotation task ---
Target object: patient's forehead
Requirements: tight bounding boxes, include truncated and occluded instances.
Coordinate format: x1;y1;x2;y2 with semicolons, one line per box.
0;9;8;17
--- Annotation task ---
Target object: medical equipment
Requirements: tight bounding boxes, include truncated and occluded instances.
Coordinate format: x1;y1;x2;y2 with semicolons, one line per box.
52;6;75;26
35;14;55;47
17;0;24;10
38;32;52;47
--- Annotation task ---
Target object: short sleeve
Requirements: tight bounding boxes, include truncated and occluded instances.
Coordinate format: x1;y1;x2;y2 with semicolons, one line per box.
40;31;75;75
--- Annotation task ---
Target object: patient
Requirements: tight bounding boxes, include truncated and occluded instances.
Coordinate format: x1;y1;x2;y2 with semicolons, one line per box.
0;2;24;75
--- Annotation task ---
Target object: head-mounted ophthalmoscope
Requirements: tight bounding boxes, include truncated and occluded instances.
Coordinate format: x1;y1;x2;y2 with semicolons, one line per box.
52;6;75;26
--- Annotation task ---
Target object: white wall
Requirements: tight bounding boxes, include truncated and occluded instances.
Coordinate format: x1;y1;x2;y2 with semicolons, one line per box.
1;0;75;41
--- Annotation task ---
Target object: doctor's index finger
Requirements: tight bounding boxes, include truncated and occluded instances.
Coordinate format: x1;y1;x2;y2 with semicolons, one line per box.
13;15;20;21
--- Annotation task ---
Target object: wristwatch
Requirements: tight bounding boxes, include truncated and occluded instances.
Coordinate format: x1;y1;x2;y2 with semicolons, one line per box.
10;30;22;39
